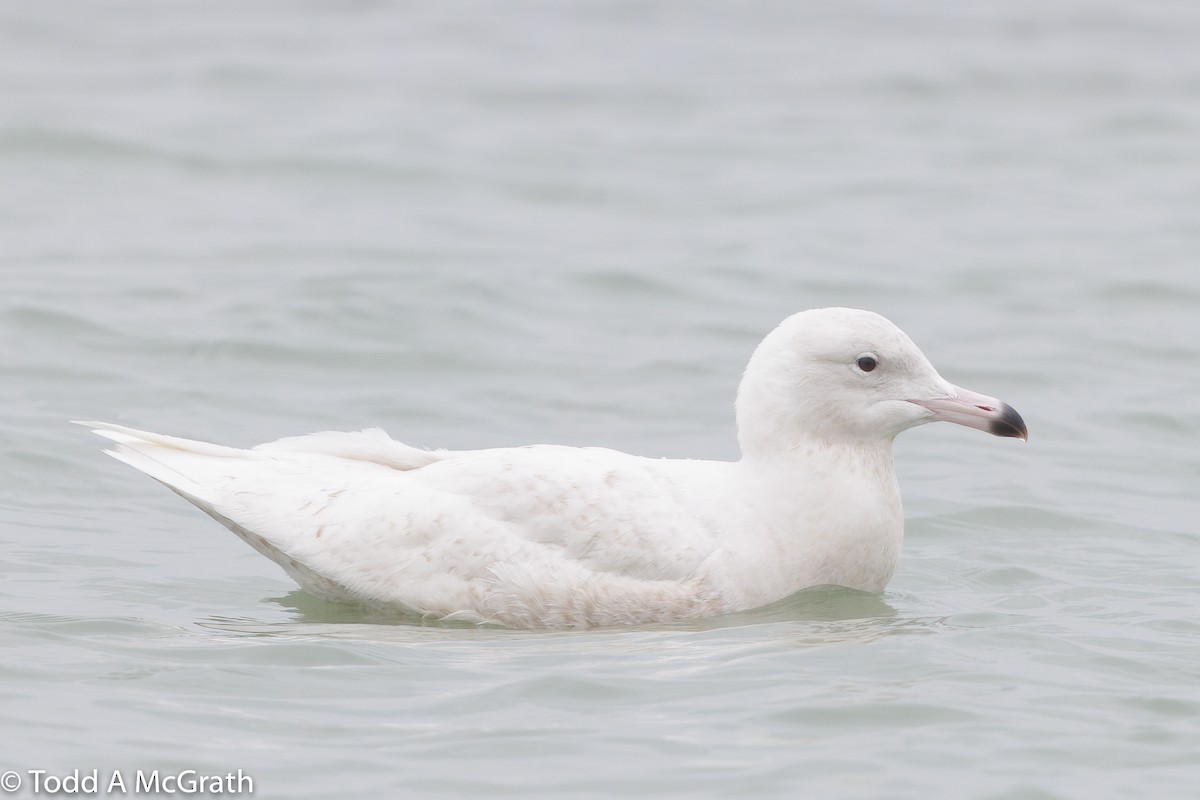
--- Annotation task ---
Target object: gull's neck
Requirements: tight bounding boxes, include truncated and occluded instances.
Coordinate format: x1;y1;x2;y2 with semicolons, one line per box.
739;435;896;472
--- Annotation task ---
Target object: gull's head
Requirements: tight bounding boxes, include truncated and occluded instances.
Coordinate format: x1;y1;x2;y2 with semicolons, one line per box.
735;308;1027;457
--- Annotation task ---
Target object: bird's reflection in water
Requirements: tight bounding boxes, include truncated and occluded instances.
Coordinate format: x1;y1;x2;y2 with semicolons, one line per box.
199;586;933;651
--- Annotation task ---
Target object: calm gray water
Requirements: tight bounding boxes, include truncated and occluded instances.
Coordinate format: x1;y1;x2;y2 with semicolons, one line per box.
3;2;1199;798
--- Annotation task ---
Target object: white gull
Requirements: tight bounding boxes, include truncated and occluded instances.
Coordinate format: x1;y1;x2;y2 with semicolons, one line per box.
79;307;1027;628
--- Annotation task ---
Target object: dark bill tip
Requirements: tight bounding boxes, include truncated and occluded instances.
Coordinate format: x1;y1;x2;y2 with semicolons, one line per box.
989;404;1028;441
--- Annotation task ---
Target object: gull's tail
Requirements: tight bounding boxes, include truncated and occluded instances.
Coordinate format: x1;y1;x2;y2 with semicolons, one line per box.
74;420;392;603
73;420;250;505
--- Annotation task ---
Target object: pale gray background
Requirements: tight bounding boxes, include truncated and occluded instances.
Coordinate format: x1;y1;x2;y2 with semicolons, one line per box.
2;2;1198;798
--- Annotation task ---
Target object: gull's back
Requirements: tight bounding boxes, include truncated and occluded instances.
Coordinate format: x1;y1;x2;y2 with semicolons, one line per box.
85;422;736;627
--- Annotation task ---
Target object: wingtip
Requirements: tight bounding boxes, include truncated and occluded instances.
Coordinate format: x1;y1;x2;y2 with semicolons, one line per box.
73;420;131;444
74;421;114;441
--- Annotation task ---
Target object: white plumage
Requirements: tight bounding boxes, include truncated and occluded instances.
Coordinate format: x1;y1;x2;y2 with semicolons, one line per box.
81;307;1026;628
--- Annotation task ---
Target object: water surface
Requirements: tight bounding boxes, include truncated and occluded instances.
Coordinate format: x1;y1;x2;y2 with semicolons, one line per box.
2;2;1198;798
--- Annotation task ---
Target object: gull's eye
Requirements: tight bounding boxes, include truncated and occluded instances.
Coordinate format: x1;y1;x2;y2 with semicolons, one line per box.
856;354;878;372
